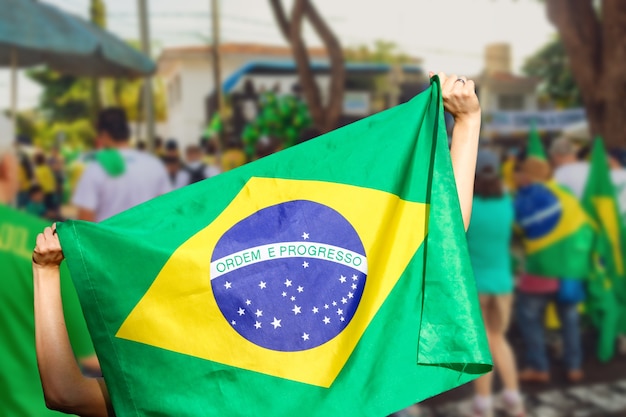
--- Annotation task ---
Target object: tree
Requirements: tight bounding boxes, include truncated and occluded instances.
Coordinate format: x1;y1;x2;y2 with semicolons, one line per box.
522;36;583;109
269;0;345;133
544;0;626;147
344;40;416;65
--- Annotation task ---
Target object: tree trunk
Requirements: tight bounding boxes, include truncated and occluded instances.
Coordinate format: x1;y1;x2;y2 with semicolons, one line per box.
546;0;626;148
268;0;345;133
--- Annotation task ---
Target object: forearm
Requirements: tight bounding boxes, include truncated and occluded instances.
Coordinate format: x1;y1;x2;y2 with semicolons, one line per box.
449;114;481;230
33;265;111;416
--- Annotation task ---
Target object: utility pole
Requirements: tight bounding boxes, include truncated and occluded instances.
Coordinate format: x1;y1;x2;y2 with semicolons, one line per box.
90;0;105;123
211;0;223;136
138;0;156;151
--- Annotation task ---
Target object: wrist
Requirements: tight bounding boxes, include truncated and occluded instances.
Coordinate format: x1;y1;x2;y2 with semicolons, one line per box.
32;262;62;273
453;111;481;127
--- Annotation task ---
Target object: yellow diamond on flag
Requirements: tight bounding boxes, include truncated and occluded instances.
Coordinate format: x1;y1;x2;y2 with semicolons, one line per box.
116;177;428;387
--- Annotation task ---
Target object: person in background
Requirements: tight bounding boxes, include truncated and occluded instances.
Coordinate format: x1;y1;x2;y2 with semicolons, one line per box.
465;149;525;417
501;147;518;192
254;136;282;161
25;184;46;218
33;151;59;217
0;140;99;417
221;137;247;172
179;144;220;186
201;136;220;167
513;153;584;384
16;149;33;209
48;146;65;210
72;108;171;222
549;137;589;199
153;136;164;158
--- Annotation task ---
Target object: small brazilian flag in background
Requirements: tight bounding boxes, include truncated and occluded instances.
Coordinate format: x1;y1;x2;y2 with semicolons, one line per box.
57;77;491;417
527;120;547;161
582;139;626;361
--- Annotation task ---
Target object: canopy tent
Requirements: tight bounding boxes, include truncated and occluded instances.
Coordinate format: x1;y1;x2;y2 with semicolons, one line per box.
0;0;155;126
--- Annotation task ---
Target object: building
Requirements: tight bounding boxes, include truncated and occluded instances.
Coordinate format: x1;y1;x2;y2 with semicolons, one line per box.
476;43;585;144
157;42;424;148
157;43;327;148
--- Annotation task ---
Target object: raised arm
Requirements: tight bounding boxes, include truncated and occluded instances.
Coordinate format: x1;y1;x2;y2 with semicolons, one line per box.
33;225;114;416
435;72;481;230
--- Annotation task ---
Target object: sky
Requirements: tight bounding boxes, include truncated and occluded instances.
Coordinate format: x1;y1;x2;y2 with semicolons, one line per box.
0;0;556;110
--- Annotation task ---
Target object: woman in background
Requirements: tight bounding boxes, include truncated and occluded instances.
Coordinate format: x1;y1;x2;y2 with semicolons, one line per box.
466;148;525;417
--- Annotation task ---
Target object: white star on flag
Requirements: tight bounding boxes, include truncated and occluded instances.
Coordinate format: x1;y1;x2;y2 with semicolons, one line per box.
271;317;282;329
284;279;292;287
292;305;302;315
323;316;331;324
339;275;347;283
302;232;310;240
351;283;357;290
341;297;347;304
312;306;319;313
337;308;343;316
348;292;354;299
340;317;345;322
352;274;358;281
259;281;267;289
302;333;310;341
290;296;296;301
297;286;304;293
237;308;245;316
324;304;329;309
302;261;309;268
255;309;263;317
282;291;287;297
231;320;236;325
224;281;232;289
245;299;251;305
254;321;262;329
332;301;337;306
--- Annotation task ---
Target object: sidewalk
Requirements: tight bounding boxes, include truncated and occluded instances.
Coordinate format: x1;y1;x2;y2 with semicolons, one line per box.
418;327;626;417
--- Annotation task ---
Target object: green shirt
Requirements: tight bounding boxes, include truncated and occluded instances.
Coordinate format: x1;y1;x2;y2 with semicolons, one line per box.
0;204;94;417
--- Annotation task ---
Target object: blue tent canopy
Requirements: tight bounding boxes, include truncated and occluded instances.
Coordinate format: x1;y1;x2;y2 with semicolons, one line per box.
221;61;422;93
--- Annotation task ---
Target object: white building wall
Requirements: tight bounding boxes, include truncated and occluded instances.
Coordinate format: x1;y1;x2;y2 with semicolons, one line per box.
162;52;329;149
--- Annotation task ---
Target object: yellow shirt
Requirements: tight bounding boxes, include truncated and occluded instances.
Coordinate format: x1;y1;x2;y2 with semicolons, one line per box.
34;165;56;194
501;158;516;192
220;149;247;172
17;164;31;192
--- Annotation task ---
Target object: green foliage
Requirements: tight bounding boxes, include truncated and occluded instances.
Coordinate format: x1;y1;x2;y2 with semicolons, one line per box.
90;0;107;28
344;40;416;65
522;36;583;108
241;92;311;156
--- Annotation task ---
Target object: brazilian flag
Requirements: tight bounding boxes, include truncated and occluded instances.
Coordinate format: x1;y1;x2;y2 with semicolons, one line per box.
515;180;594;278
57;78;491;417
582;139;626;361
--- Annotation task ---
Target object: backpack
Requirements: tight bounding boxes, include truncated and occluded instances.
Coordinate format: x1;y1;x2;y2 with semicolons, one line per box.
185;163;206;185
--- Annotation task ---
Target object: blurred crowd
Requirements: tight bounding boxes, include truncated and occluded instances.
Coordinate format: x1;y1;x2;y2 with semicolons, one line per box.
460;136;626;417
12;107;299;224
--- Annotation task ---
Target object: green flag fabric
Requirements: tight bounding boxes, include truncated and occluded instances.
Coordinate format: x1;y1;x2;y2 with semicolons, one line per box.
0;205;94;417
582;139;626;361
527;121;547;161
57;78;491;417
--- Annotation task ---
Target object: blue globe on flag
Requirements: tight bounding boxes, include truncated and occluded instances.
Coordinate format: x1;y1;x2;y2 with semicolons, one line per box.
210;200;368;352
